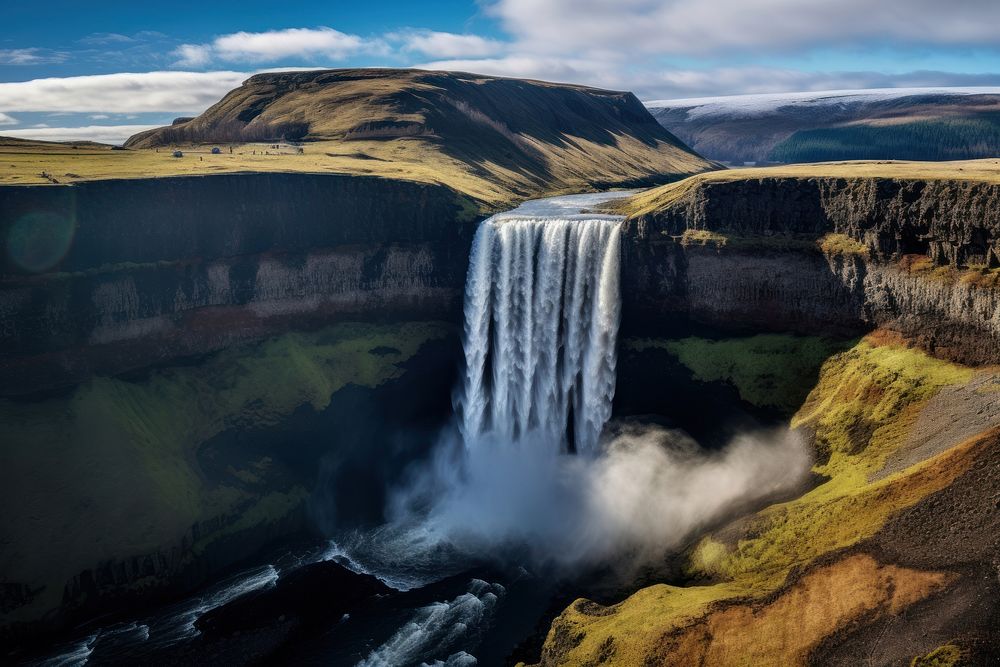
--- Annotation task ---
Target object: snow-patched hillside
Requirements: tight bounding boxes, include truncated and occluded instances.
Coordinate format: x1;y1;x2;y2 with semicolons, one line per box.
644;87;1000;119
644;87;1000;164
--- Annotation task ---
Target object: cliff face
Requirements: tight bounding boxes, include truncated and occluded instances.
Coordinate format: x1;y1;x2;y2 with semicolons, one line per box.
0;173;475;396
632;177;1000;265
541;172;1000;666
622;176;1000;365
0;322;459;644
0;173;474;640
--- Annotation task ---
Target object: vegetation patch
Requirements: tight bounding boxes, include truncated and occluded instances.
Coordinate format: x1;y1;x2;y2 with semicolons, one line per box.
679;229;728;247
768;115;1000;163
621;159;1000;221
628;334;852;414
672;229;823;252
539;335;982;666
911;644;965;667
0;321;451;620
898;253;1000;287
818;232;869;257
654;555;950;667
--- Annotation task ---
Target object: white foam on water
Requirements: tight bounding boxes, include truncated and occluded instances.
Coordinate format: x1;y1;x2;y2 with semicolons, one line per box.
358;580;505;667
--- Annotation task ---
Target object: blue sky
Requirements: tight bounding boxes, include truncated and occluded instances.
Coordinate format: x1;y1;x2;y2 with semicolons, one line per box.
2;0;1000;143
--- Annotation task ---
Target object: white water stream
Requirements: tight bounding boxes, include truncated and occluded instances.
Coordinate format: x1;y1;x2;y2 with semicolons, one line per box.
457;193;628;454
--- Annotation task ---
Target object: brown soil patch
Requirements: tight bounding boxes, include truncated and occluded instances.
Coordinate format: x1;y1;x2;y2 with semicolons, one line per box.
650;553;951;667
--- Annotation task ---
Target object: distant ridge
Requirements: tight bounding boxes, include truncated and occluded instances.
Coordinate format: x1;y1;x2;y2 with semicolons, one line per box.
646;87;1000;164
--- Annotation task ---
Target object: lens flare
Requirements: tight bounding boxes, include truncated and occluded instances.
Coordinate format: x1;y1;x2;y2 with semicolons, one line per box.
6;210;76;273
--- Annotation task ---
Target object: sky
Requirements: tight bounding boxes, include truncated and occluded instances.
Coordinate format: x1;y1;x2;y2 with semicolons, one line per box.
2;0;1000;143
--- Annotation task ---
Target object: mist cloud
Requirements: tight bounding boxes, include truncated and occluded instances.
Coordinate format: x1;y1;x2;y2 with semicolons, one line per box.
371;423;811;578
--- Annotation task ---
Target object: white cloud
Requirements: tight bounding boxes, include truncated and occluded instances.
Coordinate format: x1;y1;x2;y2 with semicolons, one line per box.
213;27;383;62
0;48;66;65
416;55;624;87
0;113;17;126
0;71;247;113
89;114;110;120
171;27;388;67
78;32;136;46
488;0;1000;56
635;67;1000;100
418;54;1000;100
0;124;159;145
173;44;213;68
395;31;506;58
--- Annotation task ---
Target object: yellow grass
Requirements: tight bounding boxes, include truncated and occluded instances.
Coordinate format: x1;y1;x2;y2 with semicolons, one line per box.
622;158;1000;219
0;140;501;202
536;335;986;666
657;554;950;667
0;134;709;208
0;68;718;211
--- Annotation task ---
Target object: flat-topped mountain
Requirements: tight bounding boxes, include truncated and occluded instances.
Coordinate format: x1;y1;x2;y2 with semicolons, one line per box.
124;68;714;201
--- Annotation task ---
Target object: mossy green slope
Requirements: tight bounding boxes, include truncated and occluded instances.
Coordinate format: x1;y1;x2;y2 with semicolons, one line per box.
536;334;982;666
628;334;852;414
0;321;450;624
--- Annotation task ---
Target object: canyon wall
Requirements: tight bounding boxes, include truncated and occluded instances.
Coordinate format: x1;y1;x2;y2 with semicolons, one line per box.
5;170;1000;646
622;176;1000;365
0;173;472;643
0;173;477;396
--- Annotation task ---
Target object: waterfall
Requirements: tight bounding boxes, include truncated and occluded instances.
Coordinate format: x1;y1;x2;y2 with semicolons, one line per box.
456;214;623;455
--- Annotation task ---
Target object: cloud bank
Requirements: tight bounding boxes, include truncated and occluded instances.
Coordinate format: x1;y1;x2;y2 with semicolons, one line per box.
488;0;1000;56
0;71;247;113
4;1;1000;140
0;124;159;145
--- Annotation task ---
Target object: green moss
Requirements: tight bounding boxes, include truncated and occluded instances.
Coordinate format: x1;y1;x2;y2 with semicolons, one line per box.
794;340;974;466
628;334;852;413
911;644;964;667
192;486;311;554
818;233;869;257
679;229;729;247
675;229;865;255
533;335;985;665
454;192;485;222
0;320;451;617
687;340;975;589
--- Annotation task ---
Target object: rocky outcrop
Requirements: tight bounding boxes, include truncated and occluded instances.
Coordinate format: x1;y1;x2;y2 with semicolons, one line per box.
623;176;1000;365
0;173;475;396
622;239;865;337
632;177;1000;265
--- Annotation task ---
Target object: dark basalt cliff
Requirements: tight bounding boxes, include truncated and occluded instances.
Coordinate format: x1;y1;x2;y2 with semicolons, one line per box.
4;169;1000;653
630;177;1000;265
0;173;476;396
621;176;1000;365
0;172;474;644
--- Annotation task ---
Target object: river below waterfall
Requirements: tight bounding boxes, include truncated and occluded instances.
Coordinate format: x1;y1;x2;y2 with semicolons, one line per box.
24;189;808;666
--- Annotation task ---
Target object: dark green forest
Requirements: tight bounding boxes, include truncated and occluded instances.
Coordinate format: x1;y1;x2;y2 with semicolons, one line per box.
768;113;1000;162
